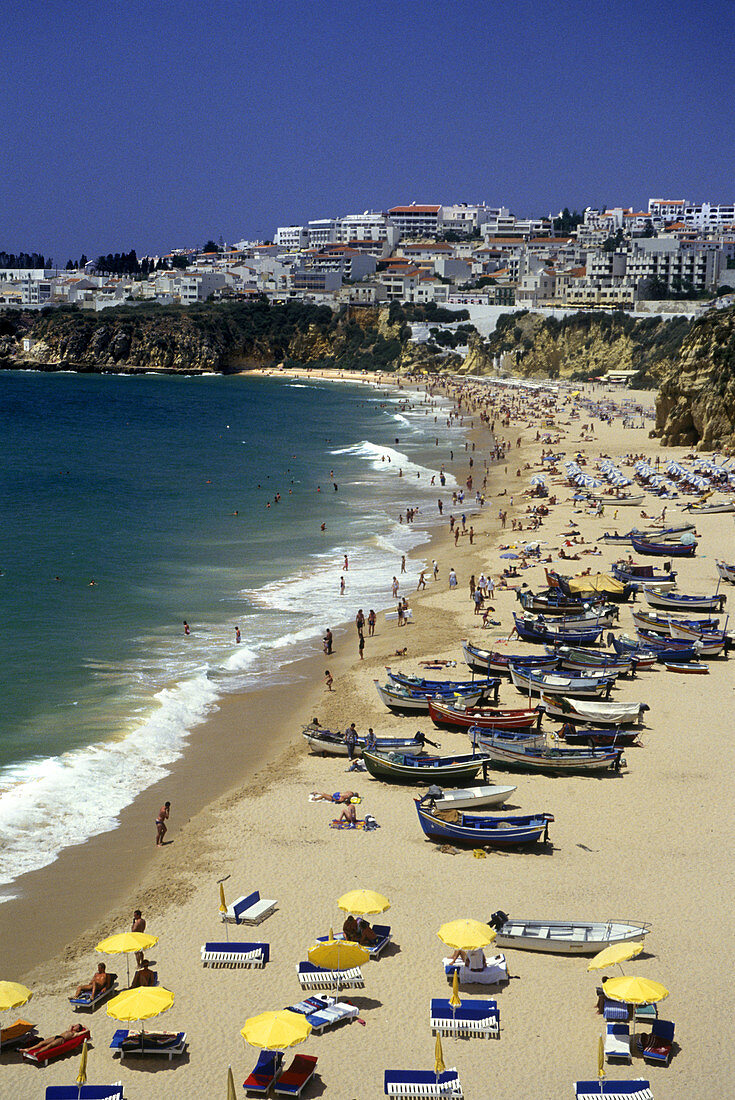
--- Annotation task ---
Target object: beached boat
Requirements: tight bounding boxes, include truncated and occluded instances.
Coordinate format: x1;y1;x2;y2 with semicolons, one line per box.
631;609;721;636
471;731;623;773
630;534;697;557
643;588;726;613
547;644;635;674
516;589;593;616
414;800;553;846
549;571;635;604
461;640;558;675
539;693;647;727
611;563;677;591
427;698;540;731
386;668;500;703
591;493;644;507
488;914;650;955
301;725;434;757
664;661;710;674
600;523;695;545
613;633;699;663
635;628;725;657
430;784;517;811
555;726;640;748
512;614;605;646
684;499;735;514
716;561;735;583
666;621;729;648
362;749;488;786
374;681;484;713
509;666;615;699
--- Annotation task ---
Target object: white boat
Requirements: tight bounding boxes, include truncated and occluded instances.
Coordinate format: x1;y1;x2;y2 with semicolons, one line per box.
431;784;517;812
716;560;735;583
509;666;613;699
491;915;650;955
591;494;644;507
685;500;735;514
540;693;647;726
373;680;484;713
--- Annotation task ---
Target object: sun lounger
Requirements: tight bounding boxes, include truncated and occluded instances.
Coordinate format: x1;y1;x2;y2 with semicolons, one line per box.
634;1003;658;1025
22;1028;90;1064
603;998;630;1022
430;997;500;1039
45;1088;124;1100
285;995;358;1032
315;925;392;958
244;1049;284;1096
384;1068;463;1097
574;1081;653;1099
69;974;118;1011
637;1019;674;1065
297;961;364;990
605;1022;631;1063
110;1029;187;1060
0;1017;37;1050
443;952;508;986
201;941;269;968
222;890;277;925
273;1053;318;1096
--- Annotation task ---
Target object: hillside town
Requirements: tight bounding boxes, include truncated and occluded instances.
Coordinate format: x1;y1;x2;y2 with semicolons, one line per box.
2;198;735;316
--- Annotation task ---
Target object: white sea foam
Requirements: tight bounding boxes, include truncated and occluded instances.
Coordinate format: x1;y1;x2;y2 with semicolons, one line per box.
329;440;458;488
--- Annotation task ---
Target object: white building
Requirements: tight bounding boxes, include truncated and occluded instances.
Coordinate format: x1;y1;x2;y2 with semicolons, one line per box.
274;225;309;249
388;204;443;238
307;219;339;248
177;272;229;304
335;211;390;242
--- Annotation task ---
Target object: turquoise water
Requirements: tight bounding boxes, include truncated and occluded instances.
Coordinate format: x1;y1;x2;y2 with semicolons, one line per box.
0;370;463;893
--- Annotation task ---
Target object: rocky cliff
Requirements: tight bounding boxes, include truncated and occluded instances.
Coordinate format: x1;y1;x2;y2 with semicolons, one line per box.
655;305;735;449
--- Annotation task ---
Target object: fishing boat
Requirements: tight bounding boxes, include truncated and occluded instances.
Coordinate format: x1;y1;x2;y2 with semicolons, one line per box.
663;661;709;674
716;561;735;583
590;493;644;507
414;800;553;846
512;614;605;647
546;644;635;674
374;681;485;714
362;749;488;786
471;731;623;773
685;499;735;514
549;571;635;604
666;621;729;647
554;726;640;748
643;588;726;613
636;628;725;657
461;640;558;675
386;668;500;703
598;522;694;545
516;589;593;616
611;562;677;591
302;725;436;757
613;633;698;663
539;693;648;726
516;605;619;630
509;665;615;699
630;534;697;558
429;784;518;811
631;609;721;636
488;913;651;955
427;698;540;731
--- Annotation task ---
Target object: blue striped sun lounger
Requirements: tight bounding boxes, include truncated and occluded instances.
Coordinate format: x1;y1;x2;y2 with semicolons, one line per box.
45;1088;124;1100
574;1080;653;1099
384;1068;463;1098
297;961;364;990
430;997;500;1039
201;942;269;968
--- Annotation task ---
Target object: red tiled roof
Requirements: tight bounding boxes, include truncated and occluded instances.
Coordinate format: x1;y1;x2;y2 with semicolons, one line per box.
389;205;441;214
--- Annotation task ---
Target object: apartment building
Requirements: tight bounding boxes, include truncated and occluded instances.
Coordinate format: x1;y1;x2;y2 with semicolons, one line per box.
387;204;443;238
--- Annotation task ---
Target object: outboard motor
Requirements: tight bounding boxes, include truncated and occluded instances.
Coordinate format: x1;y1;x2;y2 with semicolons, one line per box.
489;910;509;932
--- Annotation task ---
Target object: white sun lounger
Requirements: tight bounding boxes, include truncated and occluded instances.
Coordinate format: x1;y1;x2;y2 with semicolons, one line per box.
222;890;277;925
297;962;364;990
201;942;269;968
574;1080;653;1100
430;997;500;1039
605;1022;632;1063
384;1068;463;1097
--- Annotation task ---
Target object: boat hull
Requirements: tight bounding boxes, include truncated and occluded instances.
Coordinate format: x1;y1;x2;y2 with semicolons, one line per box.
415;801;552;846
362;750;487;786
374;681;484;713
630;535;697;557
493;918;650;955
472;734;622;774
428;698;539;731
432;784;517;811
540;693;645;727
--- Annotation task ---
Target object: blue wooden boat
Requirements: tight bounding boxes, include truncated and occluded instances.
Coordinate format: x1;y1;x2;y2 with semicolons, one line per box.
302;725;437;757
414;799;553;846
509;665;615;699
461;640;558;675
643;588;726;613
632;610;721;635
516;589;592;616
546;644;635;674
630;534;697;557
472;731;624;773
513;613;604;646
612;634;698;663
386;668;501;700
612;562;677;590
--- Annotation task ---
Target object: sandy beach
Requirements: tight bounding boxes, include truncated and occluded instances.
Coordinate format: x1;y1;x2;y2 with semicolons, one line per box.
3;373;734;1099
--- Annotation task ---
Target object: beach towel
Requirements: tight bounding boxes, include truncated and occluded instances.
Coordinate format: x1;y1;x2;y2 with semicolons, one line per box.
330;819;366;829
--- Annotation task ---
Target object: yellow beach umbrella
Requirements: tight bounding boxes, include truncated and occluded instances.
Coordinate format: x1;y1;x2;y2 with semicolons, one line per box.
96;931;159;985
597;1034;605;1081
449;970;461;1009
219;883;227;914
603;975;669;1005
0;981;32;1012
437;919;496;951
308;933;369;972
0;982;32;1055
226;1064;237;1100
587;942;644;973
76;1038;89;1086
337;889;390;915
434;1033;445;1076
241;1010;311;1051
107;986;174;1022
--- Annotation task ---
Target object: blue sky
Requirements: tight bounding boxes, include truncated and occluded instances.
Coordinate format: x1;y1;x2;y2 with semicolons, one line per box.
2;0;732;261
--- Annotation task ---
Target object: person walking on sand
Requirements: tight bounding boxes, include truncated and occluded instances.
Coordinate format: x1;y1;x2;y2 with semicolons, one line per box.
367;609;376;636
324;669;333;691
156;801;170;847
132;909;146;966
417;570;426;590
449;568;457;589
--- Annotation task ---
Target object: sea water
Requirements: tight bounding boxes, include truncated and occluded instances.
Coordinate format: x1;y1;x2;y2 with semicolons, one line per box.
0;371;468;895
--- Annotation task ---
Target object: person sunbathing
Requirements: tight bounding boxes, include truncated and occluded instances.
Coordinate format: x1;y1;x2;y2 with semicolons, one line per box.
74;963;112;999
448;946;486;971
311;791;359;803
343;914;377;944
29;1024;86;1054
131;960;155;988
337;804;357;825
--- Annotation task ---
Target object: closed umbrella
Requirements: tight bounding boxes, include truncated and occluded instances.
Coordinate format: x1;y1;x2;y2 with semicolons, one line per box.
434;1033;445;1080
76;1038;88;1093
226;1065;237;1100
449;970;461;1008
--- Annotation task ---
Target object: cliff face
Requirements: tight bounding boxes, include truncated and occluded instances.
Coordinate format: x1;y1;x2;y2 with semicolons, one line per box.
655;305;735;449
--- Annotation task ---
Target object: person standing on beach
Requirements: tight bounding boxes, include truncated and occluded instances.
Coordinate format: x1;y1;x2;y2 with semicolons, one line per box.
340;575;346;595
324;669;333;691
367;609;376;636
355;610;365;635
401;555;406;574
344;722;358;757
156;801;170;847
323;628;333;655
132;909;146;966
343;554;349;571
449;568;457;589
392;576;399;598
358;632;365;659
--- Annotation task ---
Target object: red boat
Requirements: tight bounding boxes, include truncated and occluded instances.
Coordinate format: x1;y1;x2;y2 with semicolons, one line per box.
428;698;540;731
